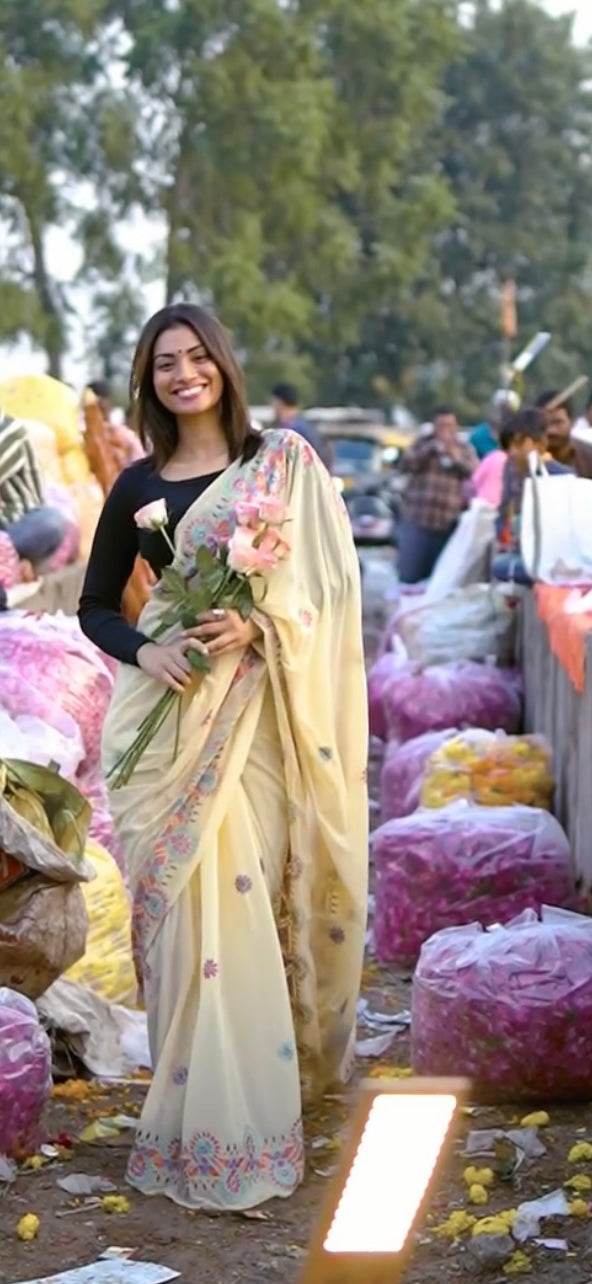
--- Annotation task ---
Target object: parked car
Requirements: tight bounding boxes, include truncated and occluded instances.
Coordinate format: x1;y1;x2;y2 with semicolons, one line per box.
307;410;414;494
345;493;395;546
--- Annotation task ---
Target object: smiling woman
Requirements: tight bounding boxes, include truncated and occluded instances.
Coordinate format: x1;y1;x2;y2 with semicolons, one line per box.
77;302;368;1214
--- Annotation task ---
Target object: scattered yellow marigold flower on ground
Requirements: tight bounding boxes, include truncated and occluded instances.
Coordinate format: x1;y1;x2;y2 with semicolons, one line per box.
368;1065;413;1079
22;1155;45;1171
520;1111;550;1128
569;1198;590;1218
503;1250;531;1275
472;1210;517;1237
17;1214;40;1242
101;1194;130;1215
464;1165;495;1188
52;1080;94;1102
565;1174;592;1192
434;1209;476;1239
568;1142;592;1164
469;1184;489;1205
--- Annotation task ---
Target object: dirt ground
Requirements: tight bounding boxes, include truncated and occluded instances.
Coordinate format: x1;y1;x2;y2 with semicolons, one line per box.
2;553;592;1283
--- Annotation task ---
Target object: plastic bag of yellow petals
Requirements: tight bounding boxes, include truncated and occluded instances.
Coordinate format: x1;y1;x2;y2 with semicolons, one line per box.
420;729;554;811
66;840;137;1007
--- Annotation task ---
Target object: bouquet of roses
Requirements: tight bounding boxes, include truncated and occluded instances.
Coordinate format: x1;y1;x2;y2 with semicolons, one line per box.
106;496;289;789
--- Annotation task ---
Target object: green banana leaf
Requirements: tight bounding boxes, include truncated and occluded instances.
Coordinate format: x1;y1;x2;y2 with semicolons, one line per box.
2;759;91;859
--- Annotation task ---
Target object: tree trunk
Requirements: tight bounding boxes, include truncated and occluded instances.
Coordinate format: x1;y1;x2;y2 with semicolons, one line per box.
165;124;193;303
25;209;64;380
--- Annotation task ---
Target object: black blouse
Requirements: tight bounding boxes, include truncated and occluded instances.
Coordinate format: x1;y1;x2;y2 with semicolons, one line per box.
78;457;223;666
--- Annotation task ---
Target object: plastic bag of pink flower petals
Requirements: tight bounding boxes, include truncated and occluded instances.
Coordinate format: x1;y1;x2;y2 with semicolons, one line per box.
0;614;114;767
380;729;460;822
411;907;592;1099
382;660;522;744
367;651;408;740
374;803;574;966
0;987;52;1157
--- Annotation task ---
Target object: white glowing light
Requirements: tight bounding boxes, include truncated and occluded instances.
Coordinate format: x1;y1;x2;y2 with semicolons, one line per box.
324;1093;457;1255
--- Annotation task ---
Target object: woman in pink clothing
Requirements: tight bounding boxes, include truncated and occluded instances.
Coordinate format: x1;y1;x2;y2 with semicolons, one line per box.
471;423;514;507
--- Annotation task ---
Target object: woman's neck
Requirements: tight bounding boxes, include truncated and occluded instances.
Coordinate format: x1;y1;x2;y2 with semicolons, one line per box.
173;411;228;466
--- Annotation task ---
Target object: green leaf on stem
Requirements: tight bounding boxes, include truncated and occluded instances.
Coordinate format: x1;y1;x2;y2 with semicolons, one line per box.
160;567;188;600
187;648;211;673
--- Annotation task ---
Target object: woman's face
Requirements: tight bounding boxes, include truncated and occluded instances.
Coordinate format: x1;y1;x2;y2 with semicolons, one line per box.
152;324;224;419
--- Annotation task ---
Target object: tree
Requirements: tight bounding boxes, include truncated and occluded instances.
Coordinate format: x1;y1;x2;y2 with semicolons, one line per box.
405;0;592;418
0;0;140;377
115;0;459;402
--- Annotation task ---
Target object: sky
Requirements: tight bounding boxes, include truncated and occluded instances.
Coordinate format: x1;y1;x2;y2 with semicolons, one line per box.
2;0;591;393
545;0;591;39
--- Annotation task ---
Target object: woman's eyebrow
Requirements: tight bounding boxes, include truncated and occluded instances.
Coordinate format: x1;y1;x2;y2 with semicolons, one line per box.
154;343;207;360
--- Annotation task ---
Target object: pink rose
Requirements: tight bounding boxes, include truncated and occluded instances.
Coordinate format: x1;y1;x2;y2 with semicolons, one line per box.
227;526;263;573
134;498;169;531
254;528;291;570
257;496;286;524
235;501;262;528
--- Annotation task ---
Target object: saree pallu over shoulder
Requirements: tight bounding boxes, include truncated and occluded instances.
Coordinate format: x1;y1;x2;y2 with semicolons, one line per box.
102;429;368;1211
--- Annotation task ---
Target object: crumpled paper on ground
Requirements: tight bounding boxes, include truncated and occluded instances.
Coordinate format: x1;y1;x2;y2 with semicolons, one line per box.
465;1127;547;1161
512;1190;570;1243
15;1264;180;1284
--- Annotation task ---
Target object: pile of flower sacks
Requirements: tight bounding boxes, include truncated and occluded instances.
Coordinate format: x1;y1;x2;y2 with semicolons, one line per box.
368;588;592;1099
0;612;121;862
0;611;136;1153
0;373;105;585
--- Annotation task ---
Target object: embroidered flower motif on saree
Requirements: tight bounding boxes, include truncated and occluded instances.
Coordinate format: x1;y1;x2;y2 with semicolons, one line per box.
235;874;252;894
127;1119;304;1205
203;959;218;980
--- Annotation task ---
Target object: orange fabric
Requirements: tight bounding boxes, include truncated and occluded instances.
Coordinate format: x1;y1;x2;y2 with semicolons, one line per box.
535;584;592;693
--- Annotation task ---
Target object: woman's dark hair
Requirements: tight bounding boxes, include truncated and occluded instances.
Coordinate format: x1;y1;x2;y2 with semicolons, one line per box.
129;303;261;469
503;405;546;442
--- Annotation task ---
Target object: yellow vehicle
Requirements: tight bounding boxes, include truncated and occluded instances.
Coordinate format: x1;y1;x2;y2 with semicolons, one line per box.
307;409;414;492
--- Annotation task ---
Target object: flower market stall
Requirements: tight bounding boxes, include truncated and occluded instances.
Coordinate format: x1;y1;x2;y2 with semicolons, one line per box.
521;586;592;889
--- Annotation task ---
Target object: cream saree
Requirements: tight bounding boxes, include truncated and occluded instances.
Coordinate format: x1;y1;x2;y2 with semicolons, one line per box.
102;429;368;1211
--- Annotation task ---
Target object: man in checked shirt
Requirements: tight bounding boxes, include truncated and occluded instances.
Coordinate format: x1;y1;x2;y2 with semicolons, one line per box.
397;406;477;584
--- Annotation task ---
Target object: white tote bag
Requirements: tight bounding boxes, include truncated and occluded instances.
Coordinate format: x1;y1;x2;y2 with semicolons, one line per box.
424;499;496;602
521;453;592;583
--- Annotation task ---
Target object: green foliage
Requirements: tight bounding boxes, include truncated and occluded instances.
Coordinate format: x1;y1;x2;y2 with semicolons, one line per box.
1;0;592;417
406;0;592;417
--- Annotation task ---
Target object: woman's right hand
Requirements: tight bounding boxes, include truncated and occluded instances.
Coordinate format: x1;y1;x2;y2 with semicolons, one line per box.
136;639;207;692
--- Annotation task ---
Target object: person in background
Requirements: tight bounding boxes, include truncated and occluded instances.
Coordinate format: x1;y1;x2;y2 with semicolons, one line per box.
0;408;66;567
536;390;575;469
568;390;592;480
573;391;592;441
88;379;145;469
397;406;476;583
492;406;569;585
469;389;520;460
472;421;515;509
271;383;332;469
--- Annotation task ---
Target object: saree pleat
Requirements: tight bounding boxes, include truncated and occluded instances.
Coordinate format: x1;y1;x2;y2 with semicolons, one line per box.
102;430;368;1210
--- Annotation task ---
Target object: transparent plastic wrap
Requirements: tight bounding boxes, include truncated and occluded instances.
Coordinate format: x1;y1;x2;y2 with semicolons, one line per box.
0;987;52;1157
412;908;592;1099
367;649;409;741
0;614;114;767
382;661;522;745
395;584;514;667
380;729;459;822
66;840;136;1007
374;804;574;967
421;729;554;810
